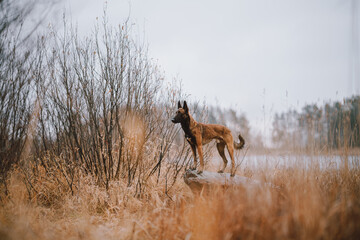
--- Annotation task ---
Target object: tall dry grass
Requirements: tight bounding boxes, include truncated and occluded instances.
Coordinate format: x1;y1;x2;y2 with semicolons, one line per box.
1;154;359;240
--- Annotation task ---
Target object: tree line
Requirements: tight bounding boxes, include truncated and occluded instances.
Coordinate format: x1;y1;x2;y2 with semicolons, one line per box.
272;96;360;151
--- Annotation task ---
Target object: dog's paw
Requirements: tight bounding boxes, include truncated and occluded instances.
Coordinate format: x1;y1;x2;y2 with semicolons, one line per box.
230;173;235;177
217;170;224;173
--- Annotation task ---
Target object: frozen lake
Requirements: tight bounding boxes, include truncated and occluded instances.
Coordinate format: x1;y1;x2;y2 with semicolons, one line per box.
209;154;360;170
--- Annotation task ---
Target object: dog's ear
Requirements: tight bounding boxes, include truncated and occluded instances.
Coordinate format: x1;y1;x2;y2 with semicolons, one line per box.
183;101;189;113
178;101;182;109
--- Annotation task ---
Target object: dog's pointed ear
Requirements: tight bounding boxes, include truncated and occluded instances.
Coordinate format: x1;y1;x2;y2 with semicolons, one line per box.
183;101;189;113
178;101;182;109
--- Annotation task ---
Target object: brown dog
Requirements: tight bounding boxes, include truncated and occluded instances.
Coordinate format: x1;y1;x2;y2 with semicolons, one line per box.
172;101;245;177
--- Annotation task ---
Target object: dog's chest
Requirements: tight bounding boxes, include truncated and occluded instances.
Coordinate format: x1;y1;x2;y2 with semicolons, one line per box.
185;134;196;145
181;122;200;145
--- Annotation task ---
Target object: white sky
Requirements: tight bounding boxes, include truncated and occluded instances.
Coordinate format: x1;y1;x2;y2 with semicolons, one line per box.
56;0;358;135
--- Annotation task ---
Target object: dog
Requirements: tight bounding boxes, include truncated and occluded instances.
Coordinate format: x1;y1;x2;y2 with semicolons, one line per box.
171;101;245;177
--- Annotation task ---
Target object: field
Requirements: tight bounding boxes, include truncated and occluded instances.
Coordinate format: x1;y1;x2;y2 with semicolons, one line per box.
1;151;360;240
1;5;360;239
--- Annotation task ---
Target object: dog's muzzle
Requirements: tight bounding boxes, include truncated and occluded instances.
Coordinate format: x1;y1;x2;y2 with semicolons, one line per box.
171;118;177;123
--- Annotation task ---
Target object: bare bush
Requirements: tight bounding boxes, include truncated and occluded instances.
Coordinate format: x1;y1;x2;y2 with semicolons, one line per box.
0;29;34;196
0;0;56;198
20;17;208;199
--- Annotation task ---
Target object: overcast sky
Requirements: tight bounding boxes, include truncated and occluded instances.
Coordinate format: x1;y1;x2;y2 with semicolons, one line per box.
58;0;358;134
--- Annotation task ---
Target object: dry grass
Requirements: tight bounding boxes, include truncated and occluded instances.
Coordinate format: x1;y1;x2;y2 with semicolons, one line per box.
0;153;360;240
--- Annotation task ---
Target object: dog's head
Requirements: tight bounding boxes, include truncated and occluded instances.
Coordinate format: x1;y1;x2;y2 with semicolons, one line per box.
171;101;189;124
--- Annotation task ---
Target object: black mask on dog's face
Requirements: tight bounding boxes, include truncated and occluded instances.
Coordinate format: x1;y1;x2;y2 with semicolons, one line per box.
171;101;189;124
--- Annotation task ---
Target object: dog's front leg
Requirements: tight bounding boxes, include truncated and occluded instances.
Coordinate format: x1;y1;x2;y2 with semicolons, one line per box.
196;141;204;174
189;143;197;170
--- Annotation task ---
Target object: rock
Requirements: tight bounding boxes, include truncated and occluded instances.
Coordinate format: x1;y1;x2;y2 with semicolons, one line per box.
183;169;279;193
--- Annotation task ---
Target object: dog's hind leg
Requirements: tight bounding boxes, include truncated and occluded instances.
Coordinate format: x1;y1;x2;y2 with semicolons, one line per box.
216;142;228;173
226;144;236;177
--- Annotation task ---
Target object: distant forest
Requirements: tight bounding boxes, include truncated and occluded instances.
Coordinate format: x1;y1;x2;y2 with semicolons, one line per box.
272;96;360;150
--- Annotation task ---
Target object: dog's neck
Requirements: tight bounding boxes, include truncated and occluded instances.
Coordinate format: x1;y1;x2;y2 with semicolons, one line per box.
180;113;197;137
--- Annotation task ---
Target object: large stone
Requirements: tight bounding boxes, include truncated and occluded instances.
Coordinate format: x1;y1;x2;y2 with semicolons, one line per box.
184;169;279;193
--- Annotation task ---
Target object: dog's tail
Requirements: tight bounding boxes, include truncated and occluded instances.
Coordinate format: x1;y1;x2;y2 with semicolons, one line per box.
234;134;245;150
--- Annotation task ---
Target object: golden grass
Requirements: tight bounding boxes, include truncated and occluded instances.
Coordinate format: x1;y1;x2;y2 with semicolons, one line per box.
1;154;360;240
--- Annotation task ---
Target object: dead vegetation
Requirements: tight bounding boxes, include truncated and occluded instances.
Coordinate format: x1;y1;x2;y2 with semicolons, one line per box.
1;156;360;240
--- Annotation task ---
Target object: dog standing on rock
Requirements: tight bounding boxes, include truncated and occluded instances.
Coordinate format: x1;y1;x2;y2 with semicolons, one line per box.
172;101;245;177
